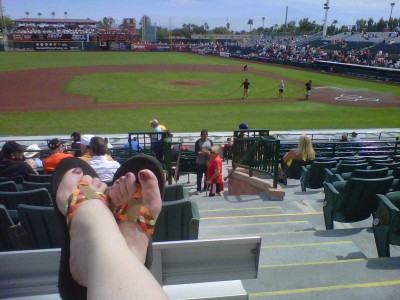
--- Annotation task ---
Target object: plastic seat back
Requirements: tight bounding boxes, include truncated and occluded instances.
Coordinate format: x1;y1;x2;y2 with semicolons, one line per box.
0;188;53;210
163;184;185;202
372;162;400;171
285;159;313;180
339;176;394;219
28;174;53;183
307;161;337;189
336;162;368;174
0;176;24;184
350;167;389;179
22;181;52;198
17;204;62;249
0;181;19;192
153;199;199;242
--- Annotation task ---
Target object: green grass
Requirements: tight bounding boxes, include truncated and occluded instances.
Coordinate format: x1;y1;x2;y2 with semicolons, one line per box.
66;72;302;103
0;52;399;135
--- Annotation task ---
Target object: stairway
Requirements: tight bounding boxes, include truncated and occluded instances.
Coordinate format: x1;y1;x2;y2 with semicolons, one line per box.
183;166;400;300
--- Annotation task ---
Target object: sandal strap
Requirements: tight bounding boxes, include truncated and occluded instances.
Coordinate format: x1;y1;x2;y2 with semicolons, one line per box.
65;181;108;227
110;185;155;237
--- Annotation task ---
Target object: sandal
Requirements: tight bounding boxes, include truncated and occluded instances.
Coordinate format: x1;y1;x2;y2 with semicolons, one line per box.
111;154;166;269
52;157;99;300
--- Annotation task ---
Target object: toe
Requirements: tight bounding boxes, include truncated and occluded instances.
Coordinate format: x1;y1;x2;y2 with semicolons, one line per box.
56;168;84;215
137;169;162;219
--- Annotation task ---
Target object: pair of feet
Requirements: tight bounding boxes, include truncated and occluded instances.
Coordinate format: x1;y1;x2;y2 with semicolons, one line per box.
56;167;161;287
209;192;223;197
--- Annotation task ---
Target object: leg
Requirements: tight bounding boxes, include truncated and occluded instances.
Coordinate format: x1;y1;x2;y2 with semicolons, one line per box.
56;168;168;300
196;164;204;192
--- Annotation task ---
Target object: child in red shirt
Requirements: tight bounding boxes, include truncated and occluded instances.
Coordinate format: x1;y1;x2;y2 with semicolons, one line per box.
206;145;224;196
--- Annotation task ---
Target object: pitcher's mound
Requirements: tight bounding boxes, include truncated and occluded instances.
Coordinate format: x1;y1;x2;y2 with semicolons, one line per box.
168;80;213;86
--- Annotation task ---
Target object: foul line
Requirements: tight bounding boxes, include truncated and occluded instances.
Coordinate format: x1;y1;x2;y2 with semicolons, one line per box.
250;280;400;297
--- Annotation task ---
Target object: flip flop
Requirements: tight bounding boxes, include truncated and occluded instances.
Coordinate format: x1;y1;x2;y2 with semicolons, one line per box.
52;157;96;300
111;154;166;270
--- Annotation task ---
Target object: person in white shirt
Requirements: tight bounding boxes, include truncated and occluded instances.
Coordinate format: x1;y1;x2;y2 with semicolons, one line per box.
87;136;120;183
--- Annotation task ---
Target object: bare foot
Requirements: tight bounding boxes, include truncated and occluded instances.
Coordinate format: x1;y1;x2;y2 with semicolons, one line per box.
107;170;162;263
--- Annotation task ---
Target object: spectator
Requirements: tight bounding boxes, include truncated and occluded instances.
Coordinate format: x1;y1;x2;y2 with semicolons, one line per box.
87;136;120;183
70;132;81;157
195;129;213;195
0;141;37;179
78;134;95;162
23;144;43;172
283;135;315;165
124;137;143;153
206;145;224;196
340;133;348;142
43;138;74;173
350;132;361;142
222;137;233;162
149;119;165;162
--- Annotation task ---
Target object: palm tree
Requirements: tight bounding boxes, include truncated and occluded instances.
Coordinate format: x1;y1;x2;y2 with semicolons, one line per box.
25;12;29;18
37;12;42;18
262;17;265;28
204;22;209;37
51;12;55;19
247;19;253;31
64;11;67;19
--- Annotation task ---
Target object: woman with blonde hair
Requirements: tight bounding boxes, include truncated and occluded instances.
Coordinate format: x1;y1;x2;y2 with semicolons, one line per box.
283;135;316;166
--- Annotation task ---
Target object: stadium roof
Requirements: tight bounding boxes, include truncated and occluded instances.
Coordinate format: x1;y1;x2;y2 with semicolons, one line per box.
12;18;97;24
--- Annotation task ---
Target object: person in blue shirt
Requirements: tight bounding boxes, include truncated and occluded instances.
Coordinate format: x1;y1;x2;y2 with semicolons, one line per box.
124;137;143;153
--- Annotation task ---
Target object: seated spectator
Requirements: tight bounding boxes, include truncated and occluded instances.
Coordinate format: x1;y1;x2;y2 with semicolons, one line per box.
70;132;82;157
0;141;37;179
350;132;361;142
124;137;143;153
87;136;120;183
340;133;348;142
279;135;316;181
42;138;74;174
222;137;233;161
78;134;95;162
23;144;43;172
283;135;316;166
78;134;115;162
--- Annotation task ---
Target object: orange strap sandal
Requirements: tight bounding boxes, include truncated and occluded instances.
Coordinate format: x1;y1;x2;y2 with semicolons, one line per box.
65;181;108;228
110;185;155;238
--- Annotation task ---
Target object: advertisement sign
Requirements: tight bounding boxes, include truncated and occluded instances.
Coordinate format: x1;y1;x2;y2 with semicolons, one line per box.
33;42;70;51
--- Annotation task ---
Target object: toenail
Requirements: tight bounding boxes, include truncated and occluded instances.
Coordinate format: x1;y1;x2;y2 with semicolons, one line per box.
126;173;132;178
72;168;83;174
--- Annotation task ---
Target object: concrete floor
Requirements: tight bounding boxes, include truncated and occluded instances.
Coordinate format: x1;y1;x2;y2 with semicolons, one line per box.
177;161;400;300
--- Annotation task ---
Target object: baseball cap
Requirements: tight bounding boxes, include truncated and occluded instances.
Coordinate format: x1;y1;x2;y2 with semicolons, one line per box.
78;134;95;146
239;123;249;129
24;144;41;158
150;119;159;126
48;138;65;150
2;141;26;158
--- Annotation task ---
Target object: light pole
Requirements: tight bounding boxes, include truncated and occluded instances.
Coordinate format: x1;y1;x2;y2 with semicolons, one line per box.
322;0;330;38
262;17;265;29
390;3;395;20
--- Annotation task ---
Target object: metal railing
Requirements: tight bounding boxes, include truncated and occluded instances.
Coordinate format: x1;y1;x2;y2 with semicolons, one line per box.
232;130;280;188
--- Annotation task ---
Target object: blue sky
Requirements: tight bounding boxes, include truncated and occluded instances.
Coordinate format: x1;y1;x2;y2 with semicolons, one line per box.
2;0;398;31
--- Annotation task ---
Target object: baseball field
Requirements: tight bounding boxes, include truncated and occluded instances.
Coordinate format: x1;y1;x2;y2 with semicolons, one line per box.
0;52;399;136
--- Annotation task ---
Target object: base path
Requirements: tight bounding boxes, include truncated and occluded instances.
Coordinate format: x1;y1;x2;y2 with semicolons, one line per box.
1;64;399;112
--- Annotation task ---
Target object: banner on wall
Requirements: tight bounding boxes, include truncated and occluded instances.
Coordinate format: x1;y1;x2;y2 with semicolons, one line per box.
33;42;70;51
